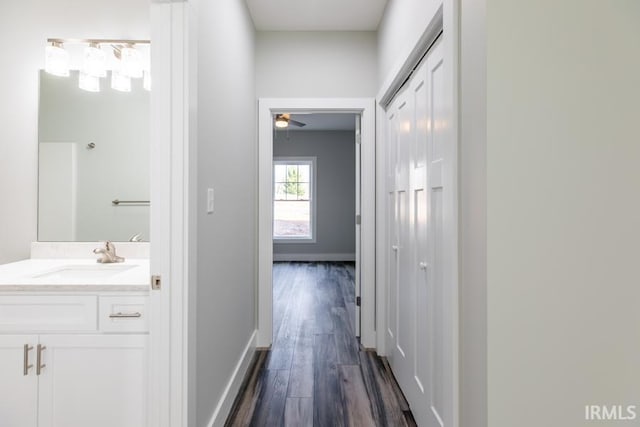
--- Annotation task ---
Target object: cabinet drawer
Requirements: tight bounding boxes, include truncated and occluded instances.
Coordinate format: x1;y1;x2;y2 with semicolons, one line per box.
99;296;149;332
0;296;97;332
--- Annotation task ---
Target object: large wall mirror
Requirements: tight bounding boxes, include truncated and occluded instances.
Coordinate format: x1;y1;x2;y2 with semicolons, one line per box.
37;70;149;241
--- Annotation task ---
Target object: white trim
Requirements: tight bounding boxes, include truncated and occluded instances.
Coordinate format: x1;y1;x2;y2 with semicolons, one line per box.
375;101;388;356
377;6;444;108
442;2;460;425
258;98;376;349
273;253;356;262
206;330;257;427
149;1;194;427
272;157;317;243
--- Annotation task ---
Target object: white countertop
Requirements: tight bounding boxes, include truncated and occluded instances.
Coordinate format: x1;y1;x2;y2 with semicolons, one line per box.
0;258;150;292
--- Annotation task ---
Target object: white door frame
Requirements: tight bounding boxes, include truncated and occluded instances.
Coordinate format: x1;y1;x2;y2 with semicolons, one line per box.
149;1;195;426
258;98;376;349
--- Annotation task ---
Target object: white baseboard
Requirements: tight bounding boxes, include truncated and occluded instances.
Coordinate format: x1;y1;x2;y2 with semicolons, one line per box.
208;329;257;427
273;253;356;262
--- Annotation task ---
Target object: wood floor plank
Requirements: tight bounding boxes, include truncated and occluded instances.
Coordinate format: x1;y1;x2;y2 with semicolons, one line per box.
333;307;359;365
339;364;377;427
359;351;408;427
313;333;346;427
288;319;314;398
249;369;290;427
224;351;269;427
381;357;411;412
284;397;313;427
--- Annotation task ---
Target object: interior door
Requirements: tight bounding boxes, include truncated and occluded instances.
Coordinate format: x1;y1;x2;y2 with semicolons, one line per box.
385;38;451;427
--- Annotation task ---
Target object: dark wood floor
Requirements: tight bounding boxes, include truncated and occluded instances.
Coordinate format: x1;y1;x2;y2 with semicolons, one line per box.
225;262;416;427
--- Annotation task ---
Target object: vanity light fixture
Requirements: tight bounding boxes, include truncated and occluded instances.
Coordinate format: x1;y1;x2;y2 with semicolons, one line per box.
45;41;70;77
82;42;107;77
44;38;150;92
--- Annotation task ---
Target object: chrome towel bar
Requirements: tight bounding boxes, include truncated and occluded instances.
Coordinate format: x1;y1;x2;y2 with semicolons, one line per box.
112;199;150;206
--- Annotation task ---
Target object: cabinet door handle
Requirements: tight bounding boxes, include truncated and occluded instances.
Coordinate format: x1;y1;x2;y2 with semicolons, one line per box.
36;344;46;376
23;344;33;376
419;262;429;270
109;312;142;318
391;245;399;251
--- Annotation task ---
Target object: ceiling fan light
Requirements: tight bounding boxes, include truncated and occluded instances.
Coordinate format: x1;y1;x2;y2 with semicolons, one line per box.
275;115;288;128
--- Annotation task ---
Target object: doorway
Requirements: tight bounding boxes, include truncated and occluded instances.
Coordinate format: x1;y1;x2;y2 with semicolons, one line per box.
257;98;376;349
271;112;360;340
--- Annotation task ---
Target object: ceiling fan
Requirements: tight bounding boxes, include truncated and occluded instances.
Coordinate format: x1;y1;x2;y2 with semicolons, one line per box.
274;113;306;128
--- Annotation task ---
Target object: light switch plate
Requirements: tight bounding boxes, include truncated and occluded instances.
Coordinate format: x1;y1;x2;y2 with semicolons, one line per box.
207;188;214;213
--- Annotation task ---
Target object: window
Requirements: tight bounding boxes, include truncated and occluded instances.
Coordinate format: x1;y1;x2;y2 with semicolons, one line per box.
273;158;315;241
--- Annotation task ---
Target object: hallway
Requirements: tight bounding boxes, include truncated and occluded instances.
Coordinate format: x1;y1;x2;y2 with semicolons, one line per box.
225;262;416;426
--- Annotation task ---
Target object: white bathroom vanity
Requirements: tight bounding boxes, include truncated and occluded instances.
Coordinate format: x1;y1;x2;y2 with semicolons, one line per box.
0;245;150;427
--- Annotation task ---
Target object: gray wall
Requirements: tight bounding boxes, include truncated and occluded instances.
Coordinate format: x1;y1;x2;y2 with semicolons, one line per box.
273;130;355;259
193;0;257;425
256;31;377;98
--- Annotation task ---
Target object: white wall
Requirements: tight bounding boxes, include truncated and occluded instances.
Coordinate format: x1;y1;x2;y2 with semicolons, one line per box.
376;0;441;87
487;1;640;426
273;130;356;259
0;0;149;264
193;0;257;425
256;31;377;98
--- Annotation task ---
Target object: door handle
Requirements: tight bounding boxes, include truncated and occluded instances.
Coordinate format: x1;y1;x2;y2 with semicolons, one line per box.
23;344;33;376
391;245;399;251
36;344;46;376
419;262;428;270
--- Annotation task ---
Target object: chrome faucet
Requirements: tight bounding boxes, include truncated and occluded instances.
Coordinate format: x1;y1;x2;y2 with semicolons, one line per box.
129;233;143;242
93;241;125;263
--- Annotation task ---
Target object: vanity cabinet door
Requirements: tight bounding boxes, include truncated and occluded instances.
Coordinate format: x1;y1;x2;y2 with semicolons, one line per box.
0;335;38;427
37;334;148;427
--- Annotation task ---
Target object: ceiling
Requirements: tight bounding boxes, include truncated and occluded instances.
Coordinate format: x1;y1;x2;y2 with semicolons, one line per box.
276;113;357;131
246;0;388;31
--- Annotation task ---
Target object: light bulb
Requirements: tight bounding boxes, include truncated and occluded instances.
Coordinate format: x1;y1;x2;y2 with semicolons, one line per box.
82;43;106;77
120;46;143;78
79;72;100;92
275;116;288;128
45;42;70;77
111;70;131;92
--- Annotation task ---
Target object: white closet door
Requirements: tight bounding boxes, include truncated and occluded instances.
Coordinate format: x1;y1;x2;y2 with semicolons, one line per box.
386;38;452;427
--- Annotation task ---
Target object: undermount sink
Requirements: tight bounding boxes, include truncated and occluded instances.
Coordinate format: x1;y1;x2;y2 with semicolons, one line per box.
32;264;135;280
